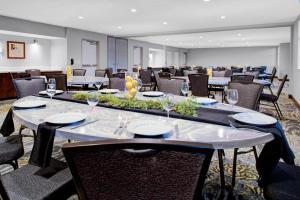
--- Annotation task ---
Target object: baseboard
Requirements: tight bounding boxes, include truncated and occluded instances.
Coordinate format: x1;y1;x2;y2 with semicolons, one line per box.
288;94;300;110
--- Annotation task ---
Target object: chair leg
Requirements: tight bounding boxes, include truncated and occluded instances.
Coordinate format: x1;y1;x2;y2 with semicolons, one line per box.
232;148;238;188
273;102;282;120
218;150;225;189
253;146;258;162
275;102;283;119
14;160;19;169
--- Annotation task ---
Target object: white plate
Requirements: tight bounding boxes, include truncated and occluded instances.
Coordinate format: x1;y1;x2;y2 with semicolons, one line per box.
99;89;119;94
142;91;165;97
13;100;47;109
231;112;277;126
44;112;87;125
127;120;172;136
192;97;217;105
39;90;64;95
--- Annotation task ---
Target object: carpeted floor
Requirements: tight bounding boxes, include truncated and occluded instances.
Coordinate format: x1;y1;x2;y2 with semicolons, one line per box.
0;82;299;200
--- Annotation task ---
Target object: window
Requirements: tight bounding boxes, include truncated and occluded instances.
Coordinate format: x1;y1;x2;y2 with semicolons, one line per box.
82;39;99;66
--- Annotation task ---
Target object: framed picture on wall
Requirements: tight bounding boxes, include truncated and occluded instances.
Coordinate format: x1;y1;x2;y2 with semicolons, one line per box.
7;41;25;59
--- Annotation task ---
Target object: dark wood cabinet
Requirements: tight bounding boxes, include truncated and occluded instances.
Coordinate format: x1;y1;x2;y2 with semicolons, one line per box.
0;70;63;100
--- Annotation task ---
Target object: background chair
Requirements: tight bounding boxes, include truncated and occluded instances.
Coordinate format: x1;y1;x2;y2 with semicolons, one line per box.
117;69;128;73
73;69;86;76
25;69;41;77
212;70;226;77
245;71;260;79
231;67;243;73
105;68;113;78
113;72;126;79
267;67;277;84
183;70;198;76
228;81;264;187
260;74;288;119
95;69;106;77
62;139;214;200
109;78;125;91
157;78;185;95
231;75;254;83
197;68;207;75
46;74;67;91
140;69;155;91
158;72;171;79
188;74;210;97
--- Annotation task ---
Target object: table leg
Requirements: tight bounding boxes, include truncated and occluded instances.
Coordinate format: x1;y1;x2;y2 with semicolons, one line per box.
218;149;226;189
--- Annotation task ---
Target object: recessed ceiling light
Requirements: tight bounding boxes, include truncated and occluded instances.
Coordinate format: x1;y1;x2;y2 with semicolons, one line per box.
165;38;169;41
131;8;137;13
203;0;211;2
208;40;212;42
78;16;84;20
237;33;242;37
117;26;122;29
199;36;204;39
163;21;168;25
220;15;226;20
241;38;246;41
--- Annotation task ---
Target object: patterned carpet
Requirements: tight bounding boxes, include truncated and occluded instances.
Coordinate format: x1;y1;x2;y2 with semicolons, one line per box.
0;82;299;200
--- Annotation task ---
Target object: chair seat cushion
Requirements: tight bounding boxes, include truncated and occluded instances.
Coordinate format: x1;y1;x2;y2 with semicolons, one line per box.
264;163;300;200
260;93;278;102
1;160;75;200
0;135;24;163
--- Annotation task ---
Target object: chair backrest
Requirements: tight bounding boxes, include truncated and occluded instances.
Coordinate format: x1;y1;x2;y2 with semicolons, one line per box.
276;74;288;97
12;77;46;99
113;72;125;79
231;75;254;83
212;70;226;77
25;69;41;77
157;78;185;95
73;69;86;76
158;72;171;79
62;139;214;200
109;78;125;91
46;74;67;91
231;67;243;73
188;74;209;97
117;69;128;73
169;68;177;76
228;82;263;110
105;68;113;78
270;67;277;84
140;69;152;84
95;69;106;77
183;70;198;76
197;68;207;75
244;71;260;79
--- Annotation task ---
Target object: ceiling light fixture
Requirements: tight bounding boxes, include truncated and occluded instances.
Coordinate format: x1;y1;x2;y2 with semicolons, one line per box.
203;0;211;2
78;16;84;20
131;8;137;13
163;21;168;25
241;38;246;41
117;26;122;29
220;15;226;20
237;33;242;37
208;40;212;43
199;36;203;39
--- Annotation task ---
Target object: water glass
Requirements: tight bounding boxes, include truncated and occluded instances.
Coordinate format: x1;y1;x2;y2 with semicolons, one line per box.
181;82;189;96
95;81;102;91
136;79;143;92
226;89;238;106
46;84;56;100
161;94;175;120
87;92;99;111
48;78;56;90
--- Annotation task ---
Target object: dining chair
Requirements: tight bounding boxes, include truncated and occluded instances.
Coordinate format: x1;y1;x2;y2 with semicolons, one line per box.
109;78;125;91
95;69;106;77
46;74;67;91
224;70;233;77
260;74;288;119
140;69;155;91
231;67;243;73
228;81;264;187
231;75;254;83
268;67;277;84
62;139;214;200
105;68;113;78
169;68;177;76
132;67;139;73
0;159;76;200
245;71;260;79
113;72;126;79
25;69;41;77
0;135;24;170
73;69;86;76
188;74;210;97
158;72;171;79
183;70;198;76
263;162;300;200
157;78;185;95
197;68;207;75
12;77;46;140
212;70;226;77
117;69;128;73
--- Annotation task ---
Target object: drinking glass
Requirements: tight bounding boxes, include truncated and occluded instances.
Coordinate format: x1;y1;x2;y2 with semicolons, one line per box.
48;78;56;90
181;82;189;96
46;84;56;100
136;79;143;92
226;89;238;106
161;94;175;120
87;92;99;111
95;81;102;91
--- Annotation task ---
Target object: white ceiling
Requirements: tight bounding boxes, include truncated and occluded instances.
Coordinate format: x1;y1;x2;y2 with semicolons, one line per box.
0;0;299;37
130;27;291;48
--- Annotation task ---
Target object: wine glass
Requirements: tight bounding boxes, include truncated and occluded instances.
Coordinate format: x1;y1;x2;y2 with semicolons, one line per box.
87;92;99;112
95;81;102;91
48;78;56;90
161;94;175;120
46;84;56;100
226;89;238;106
136;79;143;92
181;82;189;97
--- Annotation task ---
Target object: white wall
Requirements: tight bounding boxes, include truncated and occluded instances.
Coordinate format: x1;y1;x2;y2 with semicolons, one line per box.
0;34;52;71
66;28;107;69
50;39;67;71
291;17;300;102
278;43;291;79
187;46;278;71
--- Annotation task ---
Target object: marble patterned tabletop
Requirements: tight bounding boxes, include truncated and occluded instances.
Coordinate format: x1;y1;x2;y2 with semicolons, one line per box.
67;76;109;85
12;95;274;149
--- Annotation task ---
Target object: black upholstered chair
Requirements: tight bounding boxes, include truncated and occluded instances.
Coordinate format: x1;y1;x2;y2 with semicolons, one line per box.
268;67;277;84
231;67;243;73
109;78;125;91
73;69;86;76
157;78;185;95
46;74;67;91
227;82;264;187
25;69;41;77
263;162;300;200
231;75;254;83
183;70;198;76
105;68;113;78
113;72;126;79
158;72;171;79
188;74;210;97
140;69;155;91
260;74;288;119
95;69;106;77
0;135;24;170
197;68;207;75
212;70;226;77
245;71;260;79
62;139;214;200
0;159;76;200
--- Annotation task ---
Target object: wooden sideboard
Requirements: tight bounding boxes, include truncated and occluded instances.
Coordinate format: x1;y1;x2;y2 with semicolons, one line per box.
0;71;62;100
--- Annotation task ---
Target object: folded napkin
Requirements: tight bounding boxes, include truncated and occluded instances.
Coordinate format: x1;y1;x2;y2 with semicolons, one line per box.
0;108;15;137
